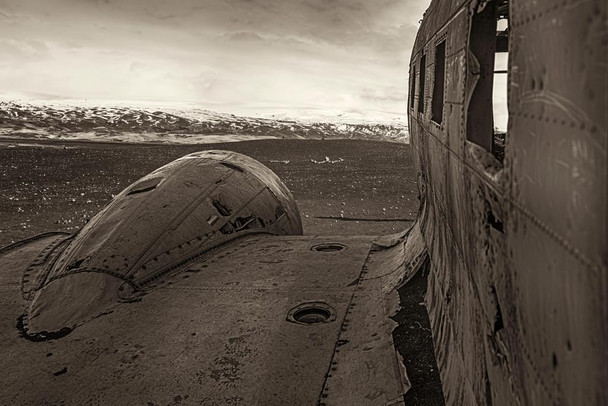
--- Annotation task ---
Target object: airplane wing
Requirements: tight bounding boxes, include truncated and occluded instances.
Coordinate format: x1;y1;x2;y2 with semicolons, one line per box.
0;225;427;405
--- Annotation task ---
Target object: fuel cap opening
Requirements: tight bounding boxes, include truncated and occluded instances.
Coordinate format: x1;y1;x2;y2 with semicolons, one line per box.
287;302;336;325
311;243;347;252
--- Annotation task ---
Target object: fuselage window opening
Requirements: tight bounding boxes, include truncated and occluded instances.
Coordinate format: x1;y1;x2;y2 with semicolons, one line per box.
466;0;509;162
493;9;509;161
418;54;426;114
410;64;417;110
432;40;446;124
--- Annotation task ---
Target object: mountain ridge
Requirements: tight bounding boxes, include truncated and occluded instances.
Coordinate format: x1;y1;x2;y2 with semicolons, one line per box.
0;101;409;144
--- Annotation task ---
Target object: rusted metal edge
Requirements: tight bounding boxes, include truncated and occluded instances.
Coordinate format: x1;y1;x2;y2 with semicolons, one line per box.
0;232;71;256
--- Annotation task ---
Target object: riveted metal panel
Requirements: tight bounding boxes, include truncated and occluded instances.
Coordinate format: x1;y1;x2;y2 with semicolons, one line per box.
509;1;607;266
504;0;608;404
22;151;303;334
1;236;403;405
410;0;607;404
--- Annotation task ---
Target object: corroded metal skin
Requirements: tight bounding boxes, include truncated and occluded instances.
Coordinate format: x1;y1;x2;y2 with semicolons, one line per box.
0;1;605;403
409;0;607;404
23;150;302;334
0;233;408;405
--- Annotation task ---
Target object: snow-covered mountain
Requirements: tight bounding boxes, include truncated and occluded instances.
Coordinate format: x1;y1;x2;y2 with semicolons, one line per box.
0;101;408;144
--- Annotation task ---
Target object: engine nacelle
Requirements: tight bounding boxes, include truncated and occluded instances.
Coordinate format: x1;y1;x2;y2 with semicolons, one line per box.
23;150;302;336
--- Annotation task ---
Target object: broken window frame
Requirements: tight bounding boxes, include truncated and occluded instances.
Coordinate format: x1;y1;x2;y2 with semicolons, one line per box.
432;39;446;124
466;0;509;162
410;64;417;110
492;12;509;162
418;54;427;115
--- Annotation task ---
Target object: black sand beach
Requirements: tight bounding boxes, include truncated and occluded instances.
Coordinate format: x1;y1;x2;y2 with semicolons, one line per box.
0;138;418;246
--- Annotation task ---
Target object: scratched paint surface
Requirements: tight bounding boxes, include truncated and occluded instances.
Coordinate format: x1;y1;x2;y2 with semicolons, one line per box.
21;151;304;335
0;235;394;405
409;0;607;404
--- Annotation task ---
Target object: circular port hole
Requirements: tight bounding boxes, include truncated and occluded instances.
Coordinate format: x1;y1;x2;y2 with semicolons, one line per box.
293;308;331;324
311;243;347;252
287;302;336;325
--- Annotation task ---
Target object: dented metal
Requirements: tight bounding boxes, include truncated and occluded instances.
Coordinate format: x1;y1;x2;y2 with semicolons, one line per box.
409;0;607;404
22;150;303;335
0;0;604;404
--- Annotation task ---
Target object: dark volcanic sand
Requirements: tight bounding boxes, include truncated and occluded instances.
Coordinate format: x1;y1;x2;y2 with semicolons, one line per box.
0;138;419;246
393;259;446;405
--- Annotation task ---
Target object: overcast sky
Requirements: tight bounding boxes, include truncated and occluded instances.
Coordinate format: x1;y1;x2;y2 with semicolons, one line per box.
0;0;431;115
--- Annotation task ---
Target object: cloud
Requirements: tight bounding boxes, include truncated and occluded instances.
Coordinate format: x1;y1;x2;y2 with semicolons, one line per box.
0;0;432;114
0;39;49;59
221;31;266;43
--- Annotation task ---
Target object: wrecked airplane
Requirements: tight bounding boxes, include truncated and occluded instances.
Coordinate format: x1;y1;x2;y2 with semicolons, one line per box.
408;0;606;404
0;0;606;404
